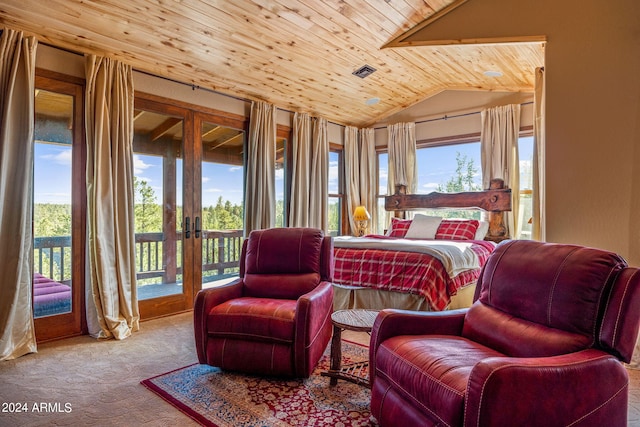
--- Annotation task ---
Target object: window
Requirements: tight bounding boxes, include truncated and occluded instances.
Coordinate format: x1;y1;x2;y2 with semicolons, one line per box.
328;149;343;236
415;142;482;220
33;90;75;317
377;151;388;234
378;135;535;238
33;72;85;341
275;137;286;227
517;135;534;239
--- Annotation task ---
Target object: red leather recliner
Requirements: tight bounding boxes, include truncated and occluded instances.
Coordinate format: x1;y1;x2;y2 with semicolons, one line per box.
370;240;640;427
194;227;334;378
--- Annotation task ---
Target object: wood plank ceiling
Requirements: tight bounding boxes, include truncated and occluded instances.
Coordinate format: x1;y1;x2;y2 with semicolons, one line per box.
0;0;544;127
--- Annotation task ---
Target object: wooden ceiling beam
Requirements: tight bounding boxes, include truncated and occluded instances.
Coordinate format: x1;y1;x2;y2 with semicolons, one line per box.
150;117;182;142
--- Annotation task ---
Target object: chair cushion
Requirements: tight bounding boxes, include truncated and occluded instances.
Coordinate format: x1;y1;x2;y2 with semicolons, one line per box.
244;272;321;299
243;228;324;299
207;297;297;344
375;335;503;426
245;228;323;275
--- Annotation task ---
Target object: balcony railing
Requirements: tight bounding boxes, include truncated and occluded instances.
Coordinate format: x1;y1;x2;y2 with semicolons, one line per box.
33;230;244;285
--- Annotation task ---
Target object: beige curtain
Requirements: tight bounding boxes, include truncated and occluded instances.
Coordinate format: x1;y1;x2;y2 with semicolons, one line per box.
289;112;328;230
345;127;377;235
290;112;312;227
387;122;417;222
360;128;377;233
244;101;276;234
387;122;417;195
309;117;329;231
481;104;521;238
344;126;360;235
0;29;38;360
85;55;139;340
532;67;546;241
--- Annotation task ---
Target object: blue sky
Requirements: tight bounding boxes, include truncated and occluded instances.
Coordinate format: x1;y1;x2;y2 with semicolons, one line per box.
34;143;72;204
33;137;533;205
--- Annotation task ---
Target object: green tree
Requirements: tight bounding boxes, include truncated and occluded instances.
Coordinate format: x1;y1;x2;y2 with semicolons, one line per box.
436;152;482;193
33;203;71;237
134;176;162;232
428;152;482;220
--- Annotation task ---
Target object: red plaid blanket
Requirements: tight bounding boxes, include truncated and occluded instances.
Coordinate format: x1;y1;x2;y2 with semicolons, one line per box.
333;239;495;311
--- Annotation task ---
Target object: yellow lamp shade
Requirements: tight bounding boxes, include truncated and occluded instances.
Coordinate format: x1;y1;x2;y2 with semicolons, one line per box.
353;206;371;221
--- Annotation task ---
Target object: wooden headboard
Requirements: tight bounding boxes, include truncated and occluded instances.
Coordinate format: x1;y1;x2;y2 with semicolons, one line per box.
384;179;512;242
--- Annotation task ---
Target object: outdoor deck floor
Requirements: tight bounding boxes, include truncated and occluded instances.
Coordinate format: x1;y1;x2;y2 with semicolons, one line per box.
137;274;238;300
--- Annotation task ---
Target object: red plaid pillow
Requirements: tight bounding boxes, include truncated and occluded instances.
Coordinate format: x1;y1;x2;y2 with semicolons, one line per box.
435;219;479;240
387;217;412;238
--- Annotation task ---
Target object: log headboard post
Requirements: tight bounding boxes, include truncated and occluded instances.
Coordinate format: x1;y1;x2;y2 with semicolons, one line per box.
394;184;407;218
485;178;509;242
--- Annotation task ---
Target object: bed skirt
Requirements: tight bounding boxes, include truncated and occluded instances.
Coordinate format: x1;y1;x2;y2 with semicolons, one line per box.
332;282;476;312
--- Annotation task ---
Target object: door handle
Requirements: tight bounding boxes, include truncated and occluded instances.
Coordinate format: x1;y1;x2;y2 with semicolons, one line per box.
195;216;201;239
185;217;191;239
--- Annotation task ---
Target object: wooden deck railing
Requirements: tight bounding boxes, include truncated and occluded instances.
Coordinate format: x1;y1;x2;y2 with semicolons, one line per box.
33;229;244;285
34;236;72;285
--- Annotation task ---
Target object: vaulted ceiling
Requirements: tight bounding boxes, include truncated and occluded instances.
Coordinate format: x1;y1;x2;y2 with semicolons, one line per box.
1;0;544;127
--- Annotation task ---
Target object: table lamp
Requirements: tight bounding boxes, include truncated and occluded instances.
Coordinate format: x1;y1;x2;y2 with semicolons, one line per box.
353;205;370;237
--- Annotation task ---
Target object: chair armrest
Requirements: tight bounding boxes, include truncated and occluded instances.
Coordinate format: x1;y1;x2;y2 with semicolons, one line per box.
294;281;334;375
465;349;629;427
295;281;334;345
369;308;467;386
193;279;243;363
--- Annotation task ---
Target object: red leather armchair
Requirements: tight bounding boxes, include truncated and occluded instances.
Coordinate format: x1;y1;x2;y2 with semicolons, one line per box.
370;240;640;427
194;227;334;378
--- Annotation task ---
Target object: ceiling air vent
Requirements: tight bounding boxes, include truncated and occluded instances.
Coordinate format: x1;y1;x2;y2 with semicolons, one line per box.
352;64;377;79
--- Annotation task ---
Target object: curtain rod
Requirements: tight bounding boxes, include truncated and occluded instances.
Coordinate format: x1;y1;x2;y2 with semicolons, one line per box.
132;69;349;128
373;101;534;130
40;41;531;131
40;41;346;126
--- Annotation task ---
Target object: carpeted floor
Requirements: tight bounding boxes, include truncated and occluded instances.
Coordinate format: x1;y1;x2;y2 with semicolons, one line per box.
0;312;639;426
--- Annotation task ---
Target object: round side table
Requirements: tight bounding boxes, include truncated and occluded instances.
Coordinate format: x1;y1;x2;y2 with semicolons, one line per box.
321;309;379;387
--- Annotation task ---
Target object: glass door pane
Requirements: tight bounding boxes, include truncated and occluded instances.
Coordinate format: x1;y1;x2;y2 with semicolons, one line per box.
33;75;84;342
200;120;244;289
33;90;73;318
133;109;184;301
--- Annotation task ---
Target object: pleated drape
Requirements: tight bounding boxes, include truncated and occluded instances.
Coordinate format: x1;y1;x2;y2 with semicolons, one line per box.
85;55;139;340
289;112;328;230
309;117;329;231
532;67;546;242
345;126;377;235
344;126;360;235
359;128;377;233
244;101;276;234
481;104;521;238
387;122;417;223
0;28;38;360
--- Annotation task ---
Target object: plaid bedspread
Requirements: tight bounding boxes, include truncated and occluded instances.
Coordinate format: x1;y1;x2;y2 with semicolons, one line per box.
333;239;495;311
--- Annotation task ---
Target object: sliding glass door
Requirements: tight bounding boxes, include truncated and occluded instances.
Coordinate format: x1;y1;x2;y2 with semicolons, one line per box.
198;115;245;290
33;73;85;341
133;96;247;317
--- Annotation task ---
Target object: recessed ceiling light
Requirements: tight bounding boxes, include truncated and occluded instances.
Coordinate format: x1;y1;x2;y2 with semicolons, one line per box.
365;97;380;105
484;70;503;77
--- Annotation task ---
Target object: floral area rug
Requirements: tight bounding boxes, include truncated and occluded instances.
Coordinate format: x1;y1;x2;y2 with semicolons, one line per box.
141;341;376;426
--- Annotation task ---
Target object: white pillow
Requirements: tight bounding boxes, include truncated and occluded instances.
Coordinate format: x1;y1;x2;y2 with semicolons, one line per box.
474;220;490;240
405;214;442;239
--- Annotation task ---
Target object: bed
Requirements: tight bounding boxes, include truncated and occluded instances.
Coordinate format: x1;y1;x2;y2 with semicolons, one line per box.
33;272;71;317
332;179;511;312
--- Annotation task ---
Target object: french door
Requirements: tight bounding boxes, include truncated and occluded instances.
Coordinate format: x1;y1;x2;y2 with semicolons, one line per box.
133;95;246;318
33;72;85;341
